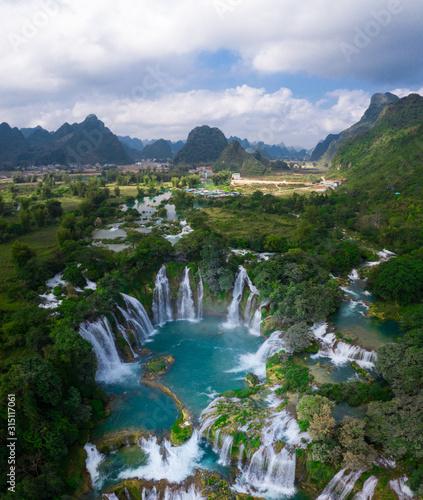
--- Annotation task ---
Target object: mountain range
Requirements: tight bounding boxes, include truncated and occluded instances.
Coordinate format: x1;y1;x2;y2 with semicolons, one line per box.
0;91;411;169
0;115;131;168
310;92;400;164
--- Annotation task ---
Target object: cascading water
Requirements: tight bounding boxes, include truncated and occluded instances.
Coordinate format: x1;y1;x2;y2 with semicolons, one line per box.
311;323;377;369
118;293;156;346
317;469;363;500
177;267;196;322
234;410;310;497
84;443;105;489
353;476;378;500
152;265;173;326
248;303;264;336
113;313;137;358
141;485;204;500
224;266;260;329
119;431;204;484
79;316;132;382
217;435;233;466
228;330;287;379
197;270;204;320
389;476;414;500
224;266;248;328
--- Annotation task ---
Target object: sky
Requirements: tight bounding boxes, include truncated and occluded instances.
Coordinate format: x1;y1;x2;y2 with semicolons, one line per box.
1;0;422;149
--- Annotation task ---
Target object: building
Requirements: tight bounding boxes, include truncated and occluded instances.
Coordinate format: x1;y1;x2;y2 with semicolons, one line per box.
232;173;241;180
188;166;214;178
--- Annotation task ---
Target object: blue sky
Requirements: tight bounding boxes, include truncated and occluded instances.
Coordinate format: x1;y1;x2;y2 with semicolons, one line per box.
0;0;422;148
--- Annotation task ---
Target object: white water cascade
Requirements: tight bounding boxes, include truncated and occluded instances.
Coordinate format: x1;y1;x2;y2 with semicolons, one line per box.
152;265;173;326
84;443;105;489
224;266;259;329
118;293;156;346
141;485;204;500
119;431;204;484
352;476;378;500
234;410;310;498
311;323;377;369
197;270;204;320
248;303;264;336
112;313;137;358
317;469;363;500
228;330;288;379
79;317;132;382
389;476;414;500
217;435;234;466
177;267;196;322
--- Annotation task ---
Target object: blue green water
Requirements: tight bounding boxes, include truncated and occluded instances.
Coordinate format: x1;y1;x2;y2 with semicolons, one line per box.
146;316;264;420
332;279;401;349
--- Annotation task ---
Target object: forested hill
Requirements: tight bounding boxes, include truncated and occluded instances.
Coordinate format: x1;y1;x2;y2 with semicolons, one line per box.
329;94;423;201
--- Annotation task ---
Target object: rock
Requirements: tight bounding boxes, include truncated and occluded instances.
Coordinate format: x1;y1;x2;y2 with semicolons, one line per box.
245;372;259;387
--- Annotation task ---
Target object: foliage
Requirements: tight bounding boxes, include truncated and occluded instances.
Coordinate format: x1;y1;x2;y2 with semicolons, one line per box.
283;321;312;352
368;254;423;304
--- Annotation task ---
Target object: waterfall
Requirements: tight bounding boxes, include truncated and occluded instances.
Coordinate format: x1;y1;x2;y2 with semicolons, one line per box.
119;431;204;484
317;469;362;500
152;265;173;326
177;267;196;322
202;399;310;499
236;446;297;497
228;330;287;379
197;270;204;320
389;476;414;500
224;266;259;329
353;476;378;500
218;435;234;466
84;443;105;489
113;314;137;358
79;317;132;383
224;266;248;328
248;304;263;336
311;323;377;369
118;293;156;346
141;485;203;500
237;443;245;469
312;340;377;369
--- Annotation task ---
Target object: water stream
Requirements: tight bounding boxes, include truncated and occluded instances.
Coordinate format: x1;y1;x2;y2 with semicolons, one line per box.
81;259;406;500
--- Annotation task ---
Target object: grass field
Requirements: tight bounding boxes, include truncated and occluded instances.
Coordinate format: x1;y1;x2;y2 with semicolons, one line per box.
203;206;296;241
0;225;60;311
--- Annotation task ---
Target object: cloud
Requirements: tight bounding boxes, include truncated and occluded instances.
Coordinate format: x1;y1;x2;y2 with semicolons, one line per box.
0;0;421;146
2;85;372;148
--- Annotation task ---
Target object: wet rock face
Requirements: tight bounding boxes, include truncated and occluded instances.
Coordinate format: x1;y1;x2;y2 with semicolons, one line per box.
246;372;259;387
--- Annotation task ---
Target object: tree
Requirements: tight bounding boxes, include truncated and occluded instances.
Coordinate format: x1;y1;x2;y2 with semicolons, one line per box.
114;185;120;196
368;255;423;304
337;417;376;470
10;241;36;272
19;210;31;232
297;395;335;439
31;206;46;227
45;199;63;218
283;322;312;352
